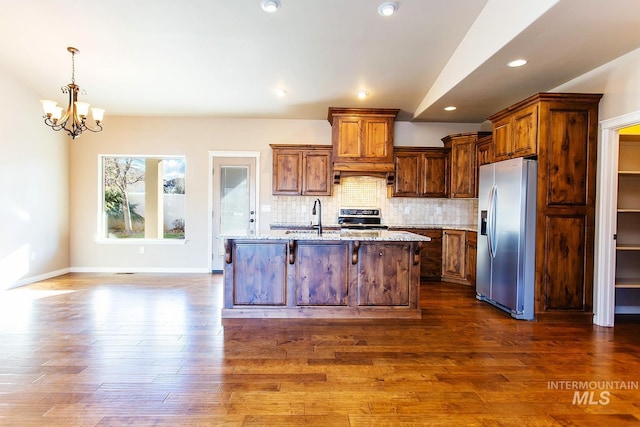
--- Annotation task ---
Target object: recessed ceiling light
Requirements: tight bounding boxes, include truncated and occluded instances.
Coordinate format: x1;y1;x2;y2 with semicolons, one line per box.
444;106;456;111
274;88;287;97
356;90;369;99
507;59;527;68
261;0;280;13
378;2;398;16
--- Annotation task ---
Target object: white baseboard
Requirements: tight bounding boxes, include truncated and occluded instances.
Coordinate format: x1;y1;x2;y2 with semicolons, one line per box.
69;267;211;274
6;268;70;290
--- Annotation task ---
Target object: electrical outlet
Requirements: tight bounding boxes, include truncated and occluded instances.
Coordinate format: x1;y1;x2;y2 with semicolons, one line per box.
139;246;144;254
436;207;442;215
404;206;410;214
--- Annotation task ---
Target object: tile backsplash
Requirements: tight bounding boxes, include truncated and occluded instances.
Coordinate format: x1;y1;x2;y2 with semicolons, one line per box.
272;176;478;226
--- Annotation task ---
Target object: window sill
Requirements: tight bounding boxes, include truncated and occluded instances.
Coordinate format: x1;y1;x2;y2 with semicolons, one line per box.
95;238;187;245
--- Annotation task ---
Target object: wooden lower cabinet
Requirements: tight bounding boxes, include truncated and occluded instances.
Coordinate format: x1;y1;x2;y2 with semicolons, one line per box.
442;230;466;283
441;229;476;286
358;242;412;305
390;228;442;281
466;232;477;287
295;242;349;305
230;242;288;305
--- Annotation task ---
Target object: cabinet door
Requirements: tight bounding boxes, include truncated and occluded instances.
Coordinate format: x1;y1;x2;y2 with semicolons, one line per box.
233;242;287;305
272;150;302;195
442;230;466;280
393;152;422;197
415;229;442;280
512;104;538;158
423;151;449;197
358;242;411;305
362;117;392;161
334;117;362;158
493;117;513;162
466;231;477;286
477;136;493;166
295;242;349;305
450;137;477;198
302;150;332;196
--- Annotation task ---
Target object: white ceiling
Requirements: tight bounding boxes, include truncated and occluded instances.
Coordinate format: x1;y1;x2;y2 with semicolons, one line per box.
1;0;640;123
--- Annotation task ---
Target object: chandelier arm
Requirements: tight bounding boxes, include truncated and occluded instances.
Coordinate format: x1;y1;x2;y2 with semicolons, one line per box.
41;47;104;139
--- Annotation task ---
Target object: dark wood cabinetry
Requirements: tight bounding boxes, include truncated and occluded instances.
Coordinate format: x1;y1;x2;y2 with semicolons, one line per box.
442;229;466;282
229;242;288;305
476;134;493;167
392;148;448;197
442;132;491;198
491;103;538;161
327;107;399;183
295;242;350;306
358;242;412;306
223;236;423;318
466;231;477;287
271;145;332;196
441;229;476;286
391;228;442;281
489;93;602;321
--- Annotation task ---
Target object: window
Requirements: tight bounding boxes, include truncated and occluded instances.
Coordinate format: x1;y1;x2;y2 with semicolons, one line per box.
101;156;186;240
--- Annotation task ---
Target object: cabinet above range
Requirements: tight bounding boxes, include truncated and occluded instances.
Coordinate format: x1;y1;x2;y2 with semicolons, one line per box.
327;107;400;185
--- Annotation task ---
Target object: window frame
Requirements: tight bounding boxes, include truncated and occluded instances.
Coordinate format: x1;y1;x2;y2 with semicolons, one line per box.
96;154;187;244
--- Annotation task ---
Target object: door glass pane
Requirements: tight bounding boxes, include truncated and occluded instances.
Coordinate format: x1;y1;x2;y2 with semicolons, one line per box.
220;166;249;237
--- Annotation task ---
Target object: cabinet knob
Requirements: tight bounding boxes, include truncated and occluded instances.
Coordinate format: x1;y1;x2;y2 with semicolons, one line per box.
379;252;383;257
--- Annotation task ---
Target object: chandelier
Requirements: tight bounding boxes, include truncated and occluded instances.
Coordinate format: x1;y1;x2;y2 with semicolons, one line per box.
41;47;104;139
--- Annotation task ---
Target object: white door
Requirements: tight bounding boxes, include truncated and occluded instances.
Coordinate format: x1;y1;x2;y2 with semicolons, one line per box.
212;156;257;272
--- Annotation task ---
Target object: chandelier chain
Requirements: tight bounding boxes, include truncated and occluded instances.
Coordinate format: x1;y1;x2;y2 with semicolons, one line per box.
71;49;75;84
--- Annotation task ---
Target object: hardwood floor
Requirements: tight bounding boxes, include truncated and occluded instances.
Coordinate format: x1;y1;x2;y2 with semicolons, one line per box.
1;273;639;426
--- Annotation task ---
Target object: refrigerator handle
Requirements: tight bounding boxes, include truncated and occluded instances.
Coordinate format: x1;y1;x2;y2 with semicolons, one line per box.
487;185;497;258
491;185;499;255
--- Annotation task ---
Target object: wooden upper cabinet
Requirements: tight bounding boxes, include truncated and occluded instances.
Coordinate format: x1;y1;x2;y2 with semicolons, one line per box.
302;150;332;196
272;149;302;195
271;145;332;196
442;131;491;198
328;108;399;181
476;134;493;166
393;147;448;198
491;103;538;161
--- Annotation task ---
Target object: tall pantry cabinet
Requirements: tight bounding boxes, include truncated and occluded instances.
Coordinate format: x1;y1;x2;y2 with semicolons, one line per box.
615;135;640;314
487;93;602;322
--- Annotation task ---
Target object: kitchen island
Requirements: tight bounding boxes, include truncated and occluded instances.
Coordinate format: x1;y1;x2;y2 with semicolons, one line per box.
222;230;430;319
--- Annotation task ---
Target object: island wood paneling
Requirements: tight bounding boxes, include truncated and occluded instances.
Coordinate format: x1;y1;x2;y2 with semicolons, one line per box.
295;242;349;306
357;242;411;306
232;242;287;305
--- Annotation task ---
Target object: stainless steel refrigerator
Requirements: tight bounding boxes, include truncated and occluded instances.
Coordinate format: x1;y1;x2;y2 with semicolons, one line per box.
476;157;537;320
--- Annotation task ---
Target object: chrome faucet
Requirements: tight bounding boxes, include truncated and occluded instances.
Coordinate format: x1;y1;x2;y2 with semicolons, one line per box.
312;198;322;235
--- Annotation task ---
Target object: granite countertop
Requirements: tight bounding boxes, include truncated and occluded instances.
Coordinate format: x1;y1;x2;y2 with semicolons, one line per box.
391;224;478;232
270;223;478;232
224;229;431;242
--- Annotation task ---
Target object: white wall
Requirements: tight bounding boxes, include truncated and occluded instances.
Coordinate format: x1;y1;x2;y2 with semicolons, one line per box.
69;116;480;271
554;46;640;121
0;67;70;289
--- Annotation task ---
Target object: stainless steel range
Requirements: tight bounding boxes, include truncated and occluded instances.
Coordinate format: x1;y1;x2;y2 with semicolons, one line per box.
337;207;388;230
